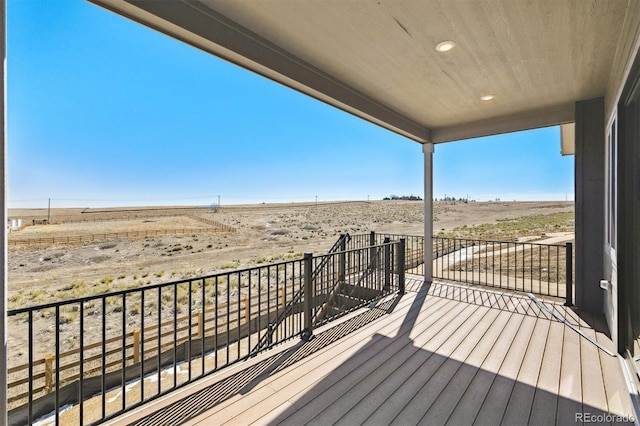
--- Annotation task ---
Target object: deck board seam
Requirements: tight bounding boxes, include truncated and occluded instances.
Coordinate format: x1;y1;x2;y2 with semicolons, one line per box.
384;303;501;424
265;297;476;425
305;300;485;425
499;312;551;425
208;293;459;424
421;306;522;424
120;293;424;425
530;317;564;425
450;307;527;425
359;304;494;425
472;312;535;425
289;302;478;424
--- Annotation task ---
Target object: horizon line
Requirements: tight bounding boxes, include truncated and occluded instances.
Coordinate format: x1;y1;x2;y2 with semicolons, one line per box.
7;198;576;211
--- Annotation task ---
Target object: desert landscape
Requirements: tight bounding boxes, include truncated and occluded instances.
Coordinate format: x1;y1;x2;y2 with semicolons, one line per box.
8;200;574;307
6;200;576;420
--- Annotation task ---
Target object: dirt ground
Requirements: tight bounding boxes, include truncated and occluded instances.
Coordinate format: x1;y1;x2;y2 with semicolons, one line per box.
8;200;574;301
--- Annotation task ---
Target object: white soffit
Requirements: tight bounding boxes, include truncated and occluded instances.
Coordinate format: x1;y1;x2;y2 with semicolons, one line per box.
88;0;639;144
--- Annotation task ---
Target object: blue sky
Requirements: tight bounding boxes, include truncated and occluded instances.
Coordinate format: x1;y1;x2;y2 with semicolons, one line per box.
7;0;574;209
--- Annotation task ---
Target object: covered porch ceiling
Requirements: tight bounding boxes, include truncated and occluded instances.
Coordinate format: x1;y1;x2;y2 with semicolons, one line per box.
89;0;640;144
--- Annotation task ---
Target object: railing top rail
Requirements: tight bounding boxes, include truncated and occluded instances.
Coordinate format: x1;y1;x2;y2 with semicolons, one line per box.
328;233;351;252
314;240;397;259
375;235;564;257
348;232;411;239
348;232;570;248
434;236;570;248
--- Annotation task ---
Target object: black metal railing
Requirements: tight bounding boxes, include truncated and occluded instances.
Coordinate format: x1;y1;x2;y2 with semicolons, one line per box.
371;232;425;273
432;236;573;302
344;232;424;273
7;260;305;425
345;232;573;304
250;234;404;353
249;233;352;354
310;237;405;327
6;236;404;426
6;231;573;425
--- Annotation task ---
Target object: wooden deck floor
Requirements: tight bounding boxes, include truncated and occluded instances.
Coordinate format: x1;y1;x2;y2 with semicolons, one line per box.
107;278;635;425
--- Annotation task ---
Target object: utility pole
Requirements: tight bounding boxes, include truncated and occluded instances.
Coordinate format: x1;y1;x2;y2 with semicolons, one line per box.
315;195;318;207
47;198;51;223
218;195;221;208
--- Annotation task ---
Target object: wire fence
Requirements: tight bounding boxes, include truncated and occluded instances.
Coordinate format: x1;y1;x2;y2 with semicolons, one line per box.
8;226;236;246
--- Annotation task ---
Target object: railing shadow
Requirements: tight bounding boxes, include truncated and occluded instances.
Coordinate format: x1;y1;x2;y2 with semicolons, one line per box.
265;281;629;425
427;279;610;337
125;279;629;426
128;293;405;426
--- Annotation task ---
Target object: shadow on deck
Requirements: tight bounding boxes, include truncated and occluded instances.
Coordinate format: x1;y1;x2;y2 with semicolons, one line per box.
109;278;635;425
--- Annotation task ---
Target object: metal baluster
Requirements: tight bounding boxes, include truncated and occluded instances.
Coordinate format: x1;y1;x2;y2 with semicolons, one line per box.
122;293;126;409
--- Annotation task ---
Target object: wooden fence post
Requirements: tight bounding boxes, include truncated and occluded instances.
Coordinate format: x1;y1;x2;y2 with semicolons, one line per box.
44;354;54;393
198;312;204;338
280;285;286;308
133;329;141;363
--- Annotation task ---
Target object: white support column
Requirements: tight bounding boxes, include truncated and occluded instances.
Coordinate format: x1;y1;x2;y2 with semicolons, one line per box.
423;143;434;283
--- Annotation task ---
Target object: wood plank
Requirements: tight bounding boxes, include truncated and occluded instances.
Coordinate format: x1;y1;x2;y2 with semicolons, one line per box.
314;304;483;424
476;289;489;308
471;314;539;425
514;298;532;316
500;314;551;424
494;292;511;311
502;292;522;314
555;308;582;425
579;311;610;418
105;281;637;426
272;300;479;426
528;319;564;425
351;304;492;426
367;307;501;425
555;304;582;326
471;286;484;306
217;293;461;425
292;303;478;424
445;310;526;425
417;309;517;424
181;293;429;426
484;291;500;310
341;308;514;426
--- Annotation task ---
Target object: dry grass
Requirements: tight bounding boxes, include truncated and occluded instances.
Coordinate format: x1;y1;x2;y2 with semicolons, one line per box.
437;211;574;240
445;242;572;283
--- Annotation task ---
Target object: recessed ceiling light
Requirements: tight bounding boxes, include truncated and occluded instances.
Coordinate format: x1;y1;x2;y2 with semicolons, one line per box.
480;94;496;101
435;41;456;53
